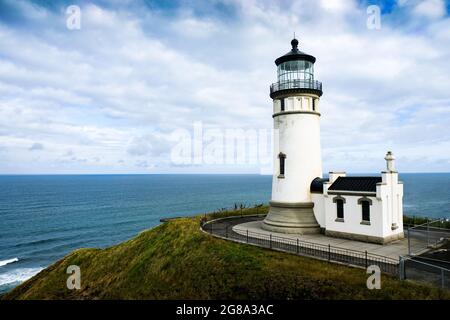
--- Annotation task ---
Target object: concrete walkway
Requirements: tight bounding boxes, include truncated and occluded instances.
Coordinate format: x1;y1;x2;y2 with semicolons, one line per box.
232;220;421;260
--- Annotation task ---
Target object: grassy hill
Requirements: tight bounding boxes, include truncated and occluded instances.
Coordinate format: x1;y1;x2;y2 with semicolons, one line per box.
3;207;450;300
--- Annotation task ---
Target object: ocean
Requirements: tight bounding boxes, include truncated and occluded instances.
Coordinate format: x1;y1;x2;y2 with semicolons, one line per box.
0;173;449;294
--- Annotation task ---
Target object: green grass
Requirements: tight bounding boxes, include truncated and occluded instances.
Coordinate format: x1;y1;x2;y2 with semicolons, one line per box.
3;207;450;300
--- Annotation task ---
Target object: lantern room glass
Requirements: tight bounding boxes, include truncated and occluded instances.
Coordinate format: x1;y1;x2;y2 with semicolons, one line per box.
277;60;314;83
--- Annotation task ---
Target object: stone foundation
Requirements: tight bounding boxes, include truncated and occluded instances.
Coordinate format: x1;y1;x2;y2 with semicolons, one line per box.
262;201;321;234
325;230;405;245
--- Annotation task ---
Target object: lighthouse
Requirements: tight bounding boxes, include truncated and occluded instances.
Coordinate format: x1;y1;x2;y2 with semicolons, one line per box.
262;38;323;234
259;38;404;243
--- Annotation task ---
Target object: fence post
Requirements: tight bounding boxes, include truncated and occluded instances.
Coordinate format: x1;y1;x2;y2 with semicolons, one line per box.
226;225;228;239
399;256;405;280
297;238;299;254
427;219;430;247
407;227;411;255
246;229;249;243
270;234;272;249
328;244;331;262
442;269;445;289
365;251;368;269
211;222;213;234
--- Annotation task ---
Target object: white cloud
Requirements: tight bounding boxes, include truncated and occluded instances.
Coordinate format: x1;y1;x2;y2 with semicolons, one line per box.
413;0;446;19
29;142;44;151
0;0;449;173
319;0;356;13
83;4;117;27
172;14;220;38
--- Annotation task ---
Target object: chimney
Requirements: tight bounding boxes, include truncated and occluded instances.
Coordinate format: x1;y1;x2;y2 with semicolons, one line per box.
328;171;346;184
384;151;396;172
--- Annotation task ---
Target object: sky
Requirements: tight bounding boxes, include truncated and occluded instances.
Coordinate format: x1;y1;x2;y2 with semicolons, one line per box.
0;0;449;174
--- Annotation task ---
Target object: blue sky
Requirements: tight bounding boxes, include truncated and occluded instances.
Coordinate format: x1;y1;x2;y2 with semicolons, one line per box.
0;0;449;174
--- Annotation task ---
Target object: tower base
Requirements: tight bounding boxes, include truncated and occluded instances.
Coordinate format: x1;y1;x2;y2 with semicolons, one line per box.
262;201;321;234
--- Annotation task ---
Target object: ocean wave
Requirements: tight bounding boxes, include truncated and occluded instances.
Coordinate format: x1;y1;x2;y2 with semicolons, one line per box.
0;267;43;286
0;258;19;267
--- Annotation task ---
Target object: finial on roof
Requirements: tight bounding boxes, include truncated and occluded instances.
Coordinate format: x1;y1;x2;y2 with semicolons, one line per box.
291;38;299;50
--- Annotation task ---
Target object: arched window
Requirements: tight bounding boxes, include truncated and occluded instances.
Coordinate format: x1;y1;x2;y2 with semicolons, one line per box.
358;198;372;223
278;153;286;178
336;199;344;219
361;201;370;222
333;196;346;221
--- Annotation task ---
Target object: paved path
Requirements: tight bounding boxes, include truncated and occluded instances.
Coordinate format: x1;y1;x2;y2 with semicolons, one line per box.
233;220;408;260
205;215;437;260
205;215;416;260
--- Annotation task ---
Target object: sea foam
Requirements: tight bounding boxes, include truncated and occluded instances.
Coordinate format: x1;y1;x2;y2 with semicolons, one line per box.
0;258;19;267
0;267;43;286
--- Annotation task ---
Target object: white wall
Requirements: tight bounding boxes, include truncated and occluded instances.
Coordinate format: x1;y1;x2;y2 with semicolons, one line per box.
273;94;319;114
271;93;322;203
324;194;384;238
311;193;326;228
377;172;404;238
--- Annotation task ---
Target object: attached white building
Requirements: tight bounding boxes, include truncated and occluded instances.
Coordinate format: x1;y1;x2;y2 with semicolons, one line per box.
262;39;404;244
311;152;404;244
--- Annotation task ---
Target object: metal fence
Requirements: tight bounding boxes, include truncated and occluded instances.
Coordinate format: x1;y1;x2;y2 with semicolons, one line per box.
202;218;398;275
407;219;450;255
399;256;450;289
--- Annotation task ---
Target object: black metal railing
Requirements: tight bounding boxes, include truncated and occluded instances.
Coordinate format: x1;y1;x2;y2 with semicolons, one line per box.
202;218;398;275
270;79;322;94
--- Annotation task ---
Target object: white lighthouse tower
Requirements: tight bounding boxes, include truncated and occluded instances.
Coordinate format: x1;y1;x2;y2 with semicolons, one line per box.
262;38;323;234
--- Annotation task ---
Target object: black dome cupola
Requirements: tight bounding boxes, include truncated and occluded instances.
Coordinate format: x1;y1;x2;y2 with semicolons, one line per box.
274;38;316;66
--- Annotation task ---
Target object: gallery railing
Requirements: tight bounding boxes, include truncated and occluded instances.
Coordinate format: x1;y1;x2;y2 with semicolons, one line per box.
270;79;322;94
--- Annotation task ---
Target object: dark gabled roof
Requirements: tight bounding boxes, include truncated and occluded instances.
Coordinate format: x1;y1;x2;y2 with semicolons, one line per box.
275;38;316;66
328;176;381;193
310;177;328;193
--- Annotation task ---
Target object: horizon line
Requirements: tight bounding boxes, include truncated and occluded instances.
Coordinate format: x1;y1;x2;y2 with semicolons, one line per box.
0;172;449;176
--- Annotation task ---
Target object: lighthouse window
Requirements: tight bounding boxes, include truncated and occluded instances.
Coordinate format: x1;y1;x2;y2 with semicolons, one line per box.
280;99;285;111
278;153;286;178
312;98;316;111
277;61;314;84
